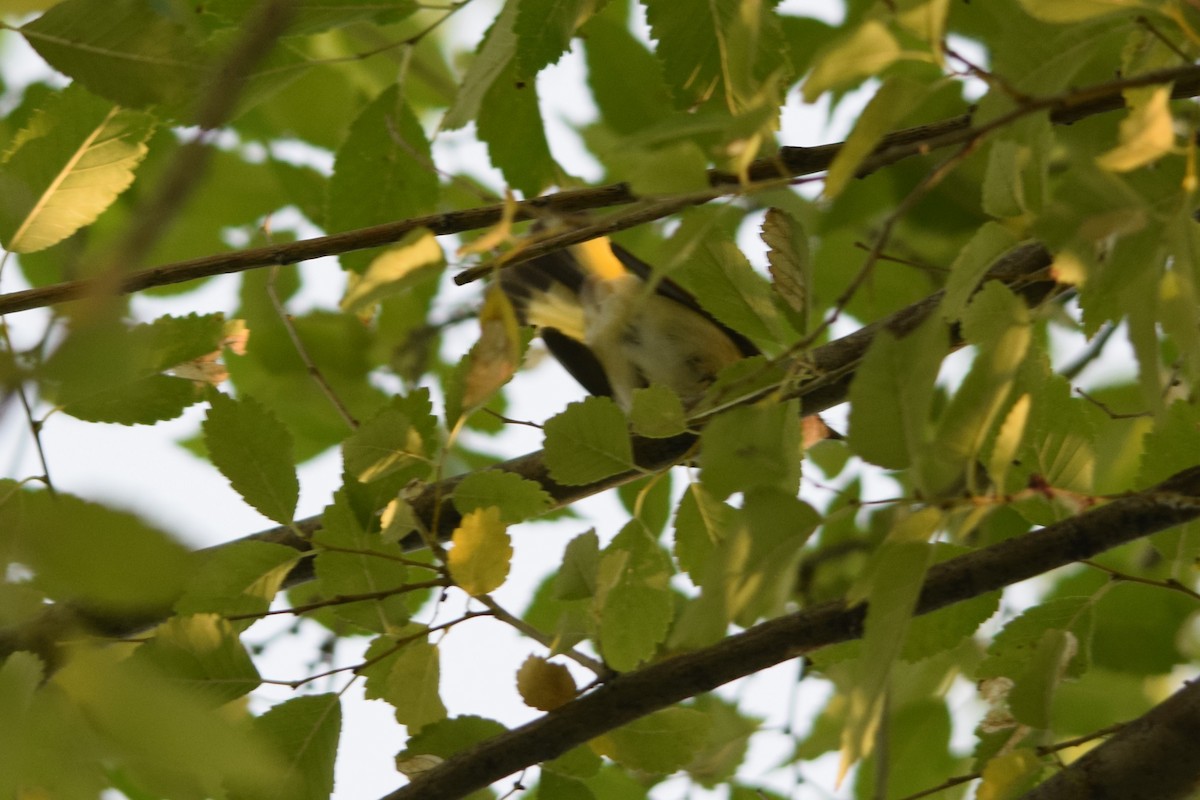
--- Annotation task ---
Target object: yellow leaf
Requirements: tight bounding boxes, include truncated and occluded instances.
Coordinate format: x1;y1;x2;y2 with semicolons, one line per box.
461;287;521;412
340;229;444;315
515;655;577;711
448;507;512;596
1096;86;1175;173
457;189;518;257
977;750;1043;800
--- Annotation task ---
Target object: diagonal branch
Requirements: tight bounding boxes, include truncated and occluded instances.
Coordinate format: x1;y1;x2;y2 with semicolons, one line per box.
1;63;1198;316
381;466;1200;800
1018;675;1200;800
247;243;1054;577
0;238;1053;656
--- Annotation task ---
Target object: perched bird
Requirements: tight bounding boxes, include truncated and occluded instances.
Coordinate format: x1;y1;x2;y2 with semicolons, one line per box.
499;234;759;411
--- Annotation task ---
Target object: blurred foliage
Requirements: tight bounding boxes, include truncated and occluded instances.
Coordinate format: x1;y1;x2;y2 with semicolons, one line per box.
2;0;1200;798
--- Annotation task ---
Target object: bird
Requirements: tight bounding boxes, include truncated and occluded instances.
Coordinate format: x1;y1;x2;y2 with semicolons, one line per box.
498;232;760;412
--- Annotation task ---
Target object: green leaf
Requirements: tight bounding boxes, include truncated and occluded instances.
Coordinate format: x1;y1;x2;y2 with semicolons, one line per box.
727;489;819;625
847;314;945;470
328;86;439;272
598;581;673;671
360;631;447;730
856;698;958;800
982;120;1052;218
1007;628;1076;728
203;0;418;35
459;286;522;414
443;0;519;129
825;77;927;199
544;742;602;778
249;694;341;800
629;385;687;438
514;0;596;77
453;471;552;524
643;0;790;112
1089;582;1192;675
477;60;561;196
760;207;810;324
1138;400;1200;488
555;529;600;601
581;13;671;135
397;715;507;770
341;391;438;486
930;281;1031;494
0;653;55;800
803;20;901;102
132;614;261;705
673;482;735;583
840;535;936;770
42;313;225;425
684;695;759;788
543;397;634;485
1013;369;1097;515
595;523;674;671
902;546;1001;661
601;136;710;195
894;0;950;47
0;84;154;253
670;237;794;350
939;223;1022;324
54;647;284;798
700;400;802;499
23;0;306;121
0;488;191;613
977;597;1094;682
593;707;711;774
203;392;299;524
313;488;412;633
1016;0;1148;23
175;540;300;626
537;771;595;800
20;0;210;117
617;471;674;537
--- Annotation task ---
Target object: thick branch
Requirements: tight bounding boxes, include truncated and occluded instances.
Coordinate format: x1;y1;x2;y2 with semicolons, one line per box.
382;466;1200;800
0;240;1053;655
1;63;1197;315
1020;677;1200;800
252;241;1055;581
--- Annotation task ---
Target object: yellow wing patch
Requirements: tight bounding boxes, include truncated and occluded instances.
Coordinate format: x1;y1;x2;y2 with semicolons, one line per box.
569;238;628;282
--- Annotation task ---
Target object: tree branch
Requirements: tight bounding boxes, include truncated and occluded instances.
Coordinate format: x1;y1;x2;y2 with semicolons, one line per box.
1019;677;1200;800
0;240;1056;656
381;467;1200;800
1;63;1198;316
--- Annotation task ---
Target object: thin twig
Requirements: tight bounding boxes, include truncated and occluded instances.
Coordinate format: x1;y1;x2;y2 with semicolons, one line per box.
1061;322;1118;380
1081;559;1200;601
793;136;985;353
3;63;1198;317
0;335;54;493
266;263;359;429
95;0;298;277
226;579;448;621
474;593;612;678
1075;388;1152;420
263;609;487;688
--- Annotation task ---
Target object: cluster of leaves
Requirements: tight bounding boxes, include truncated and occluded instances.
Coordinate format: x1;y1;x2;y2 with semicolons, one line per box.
3;0;1200;799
